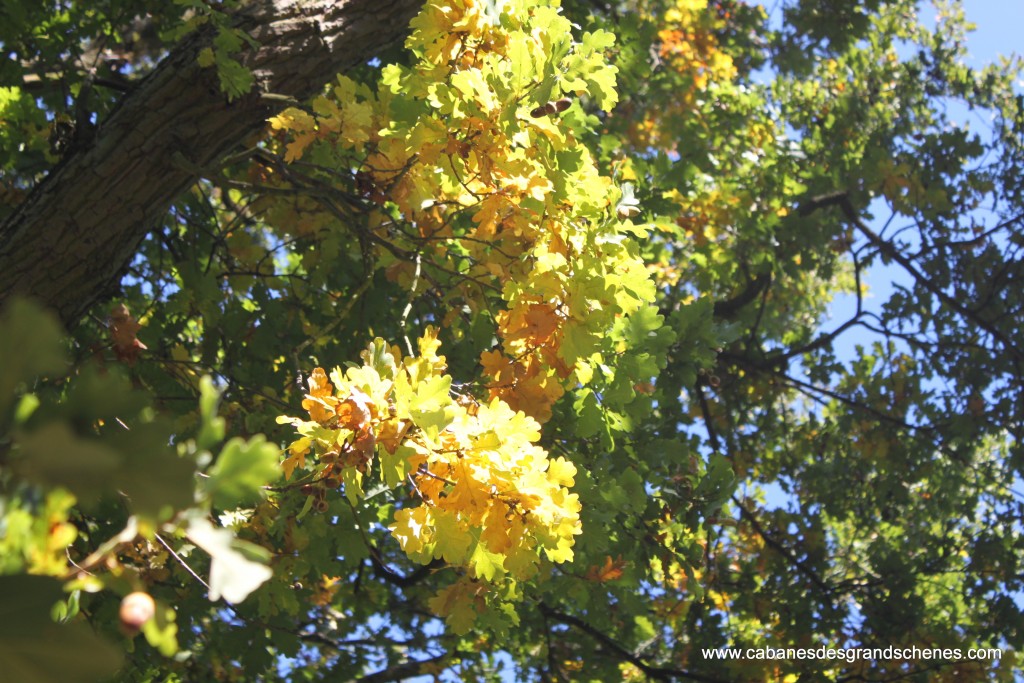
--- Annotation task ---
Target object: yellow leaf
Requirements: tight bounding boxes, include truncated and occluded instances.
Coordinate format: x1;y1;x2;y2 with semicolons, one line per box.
282;437;311;480
268;107;315;132
546;456;576;487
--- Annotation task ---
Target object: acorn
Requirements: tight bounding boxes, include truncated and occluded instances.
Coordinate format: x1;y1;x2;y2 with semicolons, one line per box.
530;98;572;118
119;591;156;636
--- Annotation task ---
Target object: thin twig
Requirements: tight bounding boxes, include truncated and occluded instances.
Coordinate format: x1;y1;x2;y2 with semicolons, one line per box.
155;532;210;591
402;252;423;356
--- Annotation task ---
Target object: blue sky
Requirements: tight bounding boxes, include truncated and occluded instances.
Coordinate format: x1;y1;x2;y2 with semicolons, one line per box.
960;1;1024;68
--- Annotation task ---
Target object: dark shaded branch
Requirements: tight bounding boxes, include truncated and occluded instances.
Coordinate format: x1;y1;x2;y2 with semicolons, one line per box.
369;554;442;588
733;497;835;598
798;191;1024;370
721;351;936;434
298;632;383;651
538;604;731;683
348;649;468;683
713;271;772;319
694;379;721;453
796;190;849;217
771;241;865;363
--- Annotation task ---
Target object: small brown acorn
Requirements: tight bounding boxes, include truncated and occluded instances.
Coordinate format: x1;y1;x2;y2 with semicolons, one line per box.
119;591;156;636
530;98;572;118
552;97;571;113
530;102;554;118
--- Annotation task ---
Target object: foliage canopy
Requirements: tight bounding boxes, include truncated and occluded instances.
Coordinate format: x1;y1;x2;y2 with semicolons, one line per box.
2;0;1024;680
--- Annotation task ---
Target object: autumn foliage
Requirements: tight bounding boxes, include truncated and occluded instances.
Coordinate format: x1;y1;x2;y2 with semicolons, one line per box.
2;0;1024;680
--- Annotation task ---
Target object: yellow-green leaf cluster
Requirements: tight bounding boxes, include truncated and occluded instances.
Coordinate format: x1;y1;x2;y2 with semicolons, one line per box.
277;329;582;584
266;0;663;426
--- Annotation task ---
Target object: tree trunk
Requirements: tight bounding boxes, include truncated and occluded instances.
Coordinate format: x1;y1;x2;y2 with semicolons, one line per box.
0;0;419;327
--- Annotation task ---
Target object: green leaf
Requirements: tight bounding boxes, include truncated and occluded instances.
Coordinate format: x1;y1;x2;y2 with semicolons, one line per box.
361;337;398;378
698;453;736;515
342;466;364;506
469;541;506;582
196;46;215;67
380;443;413;489
432;510;472;565
409;374;453;432
506;33;534;93
105;419;196;519
581;28;616;51
53;364;146;426
573;389;604;438
619;466;646;513
560;323;600;366
141;600;178;657
203;435;280;509
412;374;451;411
14;421;121;503
634;614;656;640
196;376;226;451
0;298;66;417
622;305;665;345
444;595;477;635
13;393;40;424
0;575;122;683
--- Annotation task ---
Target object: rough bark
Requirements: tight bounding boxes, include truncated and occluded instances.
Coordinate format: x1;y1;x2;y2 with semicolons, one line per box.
0;0;420;327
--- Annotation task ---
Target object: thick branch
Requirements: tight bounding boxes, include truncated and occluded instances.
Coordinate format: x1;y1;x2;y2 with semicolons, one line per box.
0;0;419;327
712;271;771;319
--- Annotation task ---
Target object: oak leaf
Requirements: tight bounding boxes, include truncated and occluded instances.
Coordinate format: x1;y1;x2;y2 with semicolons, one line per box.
586;555;626;583
109;303;147;366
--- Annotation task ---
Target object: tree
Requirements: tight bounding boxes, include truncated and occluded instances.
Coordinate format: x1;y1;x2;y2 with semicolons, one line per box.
1;0;1022;680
